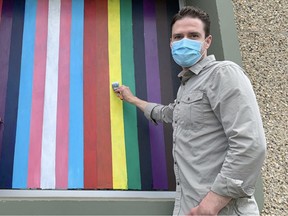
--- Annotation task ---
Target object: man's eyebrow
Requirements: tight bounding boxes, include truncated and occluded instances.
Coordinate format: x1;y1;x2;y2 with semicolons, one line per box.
188;31;201;35
172;33;183;37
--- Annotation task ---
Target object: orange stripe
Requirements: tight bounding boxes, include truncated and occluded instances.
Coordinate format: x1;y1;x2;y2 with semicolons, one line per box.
55;0;72;189
27;0;49;188
84;0;112;189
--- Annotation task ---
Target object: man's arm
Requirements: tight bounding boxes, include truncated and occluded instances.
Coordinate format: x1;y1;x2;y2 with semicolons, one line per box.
189;64;266;215
115;85;175;124
208;64;266;199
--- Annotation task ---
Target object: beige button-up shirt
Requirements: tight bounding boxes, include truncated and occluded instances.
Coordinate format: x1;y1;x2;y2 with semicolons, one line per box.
144;55;266;215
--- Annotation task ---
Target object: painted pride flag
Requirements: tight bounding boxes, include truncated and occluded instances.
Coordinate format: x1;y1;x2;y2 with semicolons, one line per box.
0;0;180;190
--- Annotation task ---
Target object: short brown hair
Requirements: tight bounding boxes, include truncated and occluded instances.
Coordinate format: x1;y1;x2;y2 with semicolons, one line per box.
171;6;211;38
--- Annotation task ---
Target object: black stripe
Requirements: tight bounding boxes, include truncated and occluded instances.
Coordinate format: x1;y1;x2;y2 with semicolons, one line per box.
0;0;25;189
166;0;181;99
132;0;153;190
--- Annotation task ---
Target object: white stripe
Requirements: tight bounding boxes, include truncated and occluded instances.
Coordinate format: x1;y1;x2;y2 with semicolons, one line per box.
41;0;61;189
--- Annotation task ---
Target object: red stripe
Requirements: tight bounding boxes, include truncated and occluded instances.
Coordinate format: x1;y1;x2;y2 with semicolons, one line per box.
84;0;112;189
55;0;71;189
27;0;49;188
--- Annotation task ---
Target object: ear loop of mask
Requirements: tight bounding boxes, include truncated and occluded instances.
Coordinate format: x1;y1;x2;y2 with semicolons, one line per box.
193;39;207;65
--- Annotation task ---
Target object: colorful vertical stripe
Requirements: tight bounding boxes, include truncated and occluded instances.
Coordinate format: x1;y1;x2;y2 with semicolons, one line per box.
84;0;113;189
156;0;177;190
0;0;25;189
40;0;61;189
108;0;127;189
56;0;71;189
68;0;84;189
0;0;3;22
27;0;48;189
0;0;13;169
1;0;179;190
143;0;168;189
132;0;153;191
120;0;141;190
12;0;37;189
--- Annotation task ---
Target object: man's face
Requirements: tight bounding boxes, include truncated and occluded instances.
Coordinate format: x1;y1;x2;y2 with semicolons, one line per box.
170;17;212;55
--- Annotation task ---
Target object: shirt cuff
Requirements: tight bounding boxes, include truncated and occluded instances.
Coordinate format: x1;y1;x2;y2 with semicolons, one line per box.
144;103;159;124
211;173;255;199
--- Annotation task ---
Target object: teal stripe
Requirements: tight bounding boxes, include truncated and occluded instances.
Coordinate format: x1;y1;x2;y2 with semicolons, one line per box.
13;0;37;189
68;0;84;188
120;0;141;189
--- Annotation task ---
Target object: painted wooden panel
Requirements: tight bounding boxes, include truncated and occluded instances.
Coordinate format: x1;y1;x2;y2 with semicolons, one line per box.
0;0;179;190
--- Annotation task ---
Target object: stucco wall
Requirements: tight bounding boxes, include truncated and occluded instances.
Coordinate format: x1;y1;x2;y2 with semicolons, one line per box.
231;1;288;215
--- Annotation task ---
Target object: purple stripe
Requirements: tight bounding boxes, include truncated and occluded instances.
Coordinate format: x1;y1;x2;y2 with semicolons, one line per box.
0;0;13;156
143;0;168;189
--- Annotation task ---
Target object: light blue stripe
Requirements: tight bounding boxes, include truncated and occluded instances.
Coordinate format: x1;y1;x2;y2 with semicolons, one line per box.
12;0;37;188
68;0;84;188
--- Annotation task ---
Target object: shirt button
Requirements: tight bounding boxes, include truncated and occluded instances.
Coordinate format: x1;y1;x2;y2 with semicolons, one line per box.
174;121;177;124
177;101;180;104
177;182;180;185
174;162;177;165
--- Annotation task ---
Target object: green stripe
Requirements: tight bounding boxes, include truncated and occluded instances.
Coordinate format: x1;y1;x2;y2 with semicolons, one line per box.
120;0;141;189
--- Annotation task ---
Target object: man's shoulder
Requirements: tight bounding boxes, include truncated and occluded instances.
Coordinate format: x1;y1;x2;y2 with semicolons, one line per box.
205;60;244;78
208;60;240;70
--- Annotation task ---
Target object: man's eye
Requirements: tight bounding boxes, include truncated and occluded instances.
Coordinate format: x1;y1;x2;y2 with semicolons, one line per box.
174;35;182;40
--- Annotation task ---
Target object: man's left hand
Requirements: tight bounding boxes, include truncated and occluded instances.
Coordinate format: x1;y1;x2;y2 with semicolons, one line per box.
188;205;217;216
187;191;231;216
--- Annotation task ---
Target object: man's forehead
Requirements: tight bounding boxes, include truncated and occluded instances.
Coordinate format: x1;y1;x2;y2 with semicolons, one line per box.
172;17;204;29
172;17;205;35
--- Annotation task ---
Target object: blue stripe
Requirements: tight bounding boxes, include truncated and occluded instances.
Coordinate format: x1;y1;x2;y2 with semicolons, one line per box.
12;0;37;188
68;0;84;188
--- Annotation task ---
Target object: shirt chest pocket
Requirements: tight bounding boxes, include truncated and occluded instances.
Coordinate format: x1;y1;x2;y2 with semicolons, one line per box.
178;92;205;131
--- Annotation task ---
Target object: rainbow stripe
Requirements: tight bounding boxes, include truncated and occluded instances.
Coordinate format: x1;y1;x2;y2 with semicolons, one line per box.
0;0;179;190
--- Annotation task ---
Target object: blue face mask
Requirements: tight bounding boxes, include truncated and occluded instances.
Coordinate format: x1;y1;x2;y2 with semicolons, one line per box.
171;38;204;68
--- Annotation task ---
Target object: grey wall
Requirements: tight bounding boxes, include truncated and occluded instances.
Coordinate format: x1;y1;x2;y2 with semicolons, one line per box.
231;0;288;215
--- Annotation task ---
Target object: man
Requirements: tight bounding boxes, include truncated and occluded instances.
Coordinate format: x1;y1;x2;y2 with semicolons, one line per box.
115;6;266;215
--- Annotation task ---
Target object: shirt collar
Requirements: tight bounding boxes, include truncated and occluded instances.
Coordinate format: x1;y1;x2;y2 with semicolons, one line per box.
178;55;216;82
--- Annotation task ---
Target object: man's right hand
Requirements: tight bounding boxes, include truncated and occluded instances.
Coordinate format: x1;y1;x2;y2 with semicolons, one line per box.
114;85;148;112
114;85;135;103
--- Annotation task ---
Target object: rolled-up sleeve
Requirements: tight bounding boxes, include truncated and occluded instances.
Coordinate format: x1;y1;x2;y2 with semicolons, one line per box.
208;64;266;198
144;102;175;124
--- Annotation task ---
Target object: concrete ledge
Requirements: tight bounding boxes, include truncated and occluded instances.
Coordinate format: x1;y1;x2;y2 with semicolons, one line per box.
0;190;175;201
0;190;176;215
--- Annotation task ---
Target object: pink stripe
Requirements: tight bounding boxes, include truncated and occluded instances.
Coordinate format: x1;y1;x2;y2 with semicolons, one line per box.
27;0;49;189
55;0;71;189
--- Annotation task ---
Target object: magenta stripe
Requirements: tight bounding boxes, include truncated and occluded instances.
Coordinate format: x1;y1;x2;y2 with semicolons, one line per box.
143;0;168;189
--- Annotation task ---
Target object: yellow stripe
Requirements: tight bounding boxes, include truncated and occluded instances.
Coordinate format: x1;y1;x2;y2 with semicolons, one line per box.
108;0;127;189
